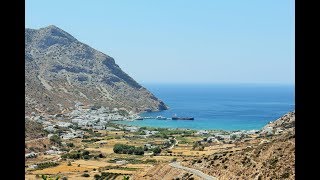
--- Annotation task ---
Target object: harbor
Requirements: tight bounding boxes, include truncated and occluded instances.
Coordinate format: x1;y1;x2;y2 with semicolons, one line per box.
133;115;194;121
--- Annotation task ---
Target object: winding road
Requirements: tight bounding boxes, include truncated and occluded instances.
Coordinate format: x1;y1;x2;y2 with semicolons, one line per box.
169;162;217;180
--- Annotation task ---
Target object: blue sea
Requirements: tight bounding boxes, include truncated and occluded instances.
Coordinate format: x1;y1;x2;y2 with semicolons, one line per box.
115;84;295;131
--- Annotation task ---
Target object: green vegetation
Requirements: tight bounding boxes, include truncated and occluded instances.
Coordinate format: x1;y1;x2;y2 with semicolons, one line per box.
192;141;205;151
49;135;62;145
281;172;290;179
101;166;139;171
230;134;237;140
107;158;157;164
81;173;90;177
81;138;102;143
94;172;129;180
36;162;59;170
61;150;94;160
66;142;74;147
60;147;70;152
41;175;47;180
113;144;144;155
151;146;161;154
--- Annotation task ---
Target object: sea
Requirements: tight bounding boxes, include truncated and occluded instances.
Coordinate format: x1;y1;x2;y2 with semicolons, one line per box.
115;84;295;131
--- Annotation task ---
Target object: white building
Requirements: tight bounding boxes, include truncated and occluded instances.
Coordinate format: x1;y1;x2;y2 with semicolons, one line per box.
25;152;37;158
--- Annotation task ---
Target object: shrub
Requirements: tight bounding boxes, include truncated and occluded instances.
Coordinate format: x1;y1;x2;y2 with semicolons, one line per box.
66;143;74;147
49;135;62;145
41;175;47;180
61;152;81;159
36;162;59;170
94;174;101;179
81;173;90;177
230;135;237;140
82;150;90;156
98;153;105;158
281;172;290;178
152;147;161;154
113;144;144;155
67;161;72;166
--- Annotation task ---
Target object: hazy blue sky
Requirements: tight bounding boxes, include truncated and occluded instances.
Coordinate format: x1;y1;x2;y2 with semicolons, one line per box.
26;0;294;84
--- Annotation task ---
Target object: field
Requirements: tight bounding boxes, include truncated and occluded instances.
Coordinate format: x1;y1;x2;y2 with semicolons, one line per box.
25;124;256;180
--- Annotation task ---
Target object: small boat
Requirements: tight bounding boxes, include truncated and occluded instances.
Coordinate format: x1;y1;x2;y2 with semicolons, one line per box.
135;117;143;120
156;116;167;120
172;114;194;120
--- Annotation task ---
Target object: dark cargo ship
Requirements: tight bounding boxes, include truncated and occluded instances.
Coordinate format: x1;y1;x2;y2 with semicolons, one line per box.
172;114;194;120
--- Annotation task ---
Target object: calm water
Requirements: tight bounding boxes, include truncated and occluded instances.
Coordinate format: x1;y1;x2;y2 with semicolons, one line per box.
116;84;295;130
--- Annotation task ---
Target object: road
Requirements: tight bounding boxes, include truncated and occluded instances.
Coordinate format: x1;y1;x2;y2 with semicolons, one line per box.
169;162;218;180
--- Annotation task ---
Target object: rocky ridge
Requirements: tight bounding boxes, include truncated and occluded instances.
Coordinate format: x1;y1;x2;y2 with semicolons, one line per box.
25;25;168;115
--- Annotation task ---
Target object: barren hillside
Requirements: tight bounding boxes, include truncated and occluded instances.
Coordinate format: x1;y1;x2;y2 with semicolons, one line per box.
25;25;167;115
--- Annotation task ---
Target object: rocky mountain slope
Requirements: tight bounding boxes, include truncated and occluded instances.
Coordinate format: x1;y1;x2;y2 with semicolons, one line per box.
182;111;295;179
25;25;167;115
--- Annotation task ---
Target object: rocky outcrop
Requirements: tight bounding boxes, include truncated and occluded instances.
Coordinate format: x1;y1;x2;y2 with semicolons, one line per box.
260;111;295;136
25;25;168;115
182;111;295;179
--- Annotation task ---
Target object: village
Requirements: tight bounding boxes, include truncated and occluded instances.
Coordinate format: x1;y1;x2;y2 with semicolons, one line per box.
25;102;288;180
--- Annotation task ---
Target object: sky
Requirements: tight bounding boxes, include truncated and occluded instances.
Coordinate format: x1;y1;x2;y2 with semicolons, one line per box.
26;0;294;84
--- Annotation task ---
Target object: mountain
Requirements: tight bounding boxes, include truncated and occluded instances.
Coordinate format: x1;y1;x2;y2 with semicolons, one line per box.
25;25;168;115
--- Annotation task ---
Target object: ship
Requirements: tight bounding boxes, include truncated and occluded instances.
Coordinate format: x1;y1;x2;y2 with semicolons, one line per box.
171;114;194;120
156;116;167;120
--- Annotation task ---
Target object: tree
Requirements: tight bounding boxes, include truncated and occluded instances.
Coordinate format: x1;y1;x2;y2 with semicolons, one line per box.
82;150;90;156
66;143;74;147
113;144;144;155
81;173;90;177
83;155;89;160
134;147;144;155
230;135;237;140
94;174;101;180
50;135;62;145
41;175;47;180
152;147;161;154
